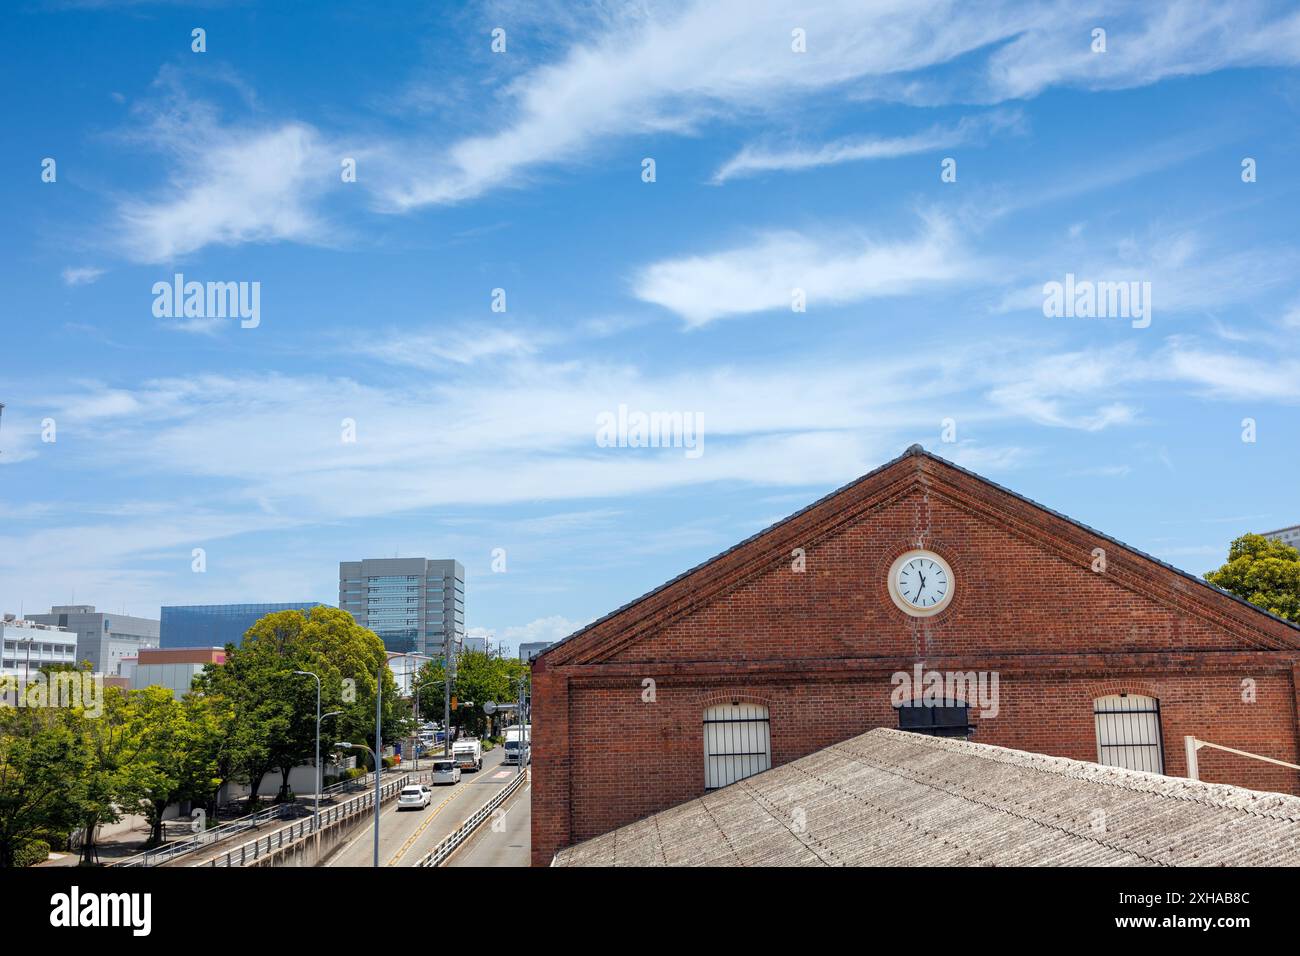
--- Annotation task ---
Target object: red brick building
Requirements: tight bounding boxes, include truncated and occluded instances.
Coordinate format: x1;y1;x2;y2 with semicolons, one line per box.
530;445;1300;866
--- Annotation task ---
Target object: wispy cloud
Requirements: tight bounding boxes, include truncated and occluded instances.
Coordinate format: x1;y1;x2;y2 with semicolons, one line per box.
633;212;977;326
61;265;105;286
980;0;1300;101
375;0;1300;210
350;326;543;369
712;110;1024;183
113;69;340;263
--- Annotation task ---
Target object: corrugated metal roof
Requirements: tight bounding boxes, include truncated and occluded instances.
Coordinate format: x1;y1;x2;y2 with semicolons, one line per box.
553;728;1300;866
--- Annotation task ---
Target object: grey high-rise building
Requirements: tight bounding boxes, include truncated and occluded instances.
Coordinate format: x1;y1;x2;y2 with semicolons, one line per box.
339;558;464;663
27;605;160;674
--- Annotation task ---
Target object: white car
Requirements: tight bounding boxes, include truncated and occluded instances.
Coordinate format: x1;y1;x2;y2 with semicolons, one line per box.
397;784;433;810
431;758;461;786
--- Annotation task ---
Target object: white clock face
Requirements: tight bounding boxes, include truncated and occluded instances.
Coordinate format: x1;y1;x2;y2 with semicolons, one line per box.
887;550;955;616
897;557;947;608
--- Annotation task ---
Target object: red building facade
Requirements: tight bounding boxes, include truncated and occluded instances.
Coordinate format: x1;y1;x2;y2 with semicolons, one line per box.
531;446;1300;865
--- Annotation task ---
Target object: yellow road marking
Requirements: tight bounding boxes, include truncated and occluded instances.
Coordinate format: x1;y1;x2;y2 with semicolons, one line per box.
387;788;461;866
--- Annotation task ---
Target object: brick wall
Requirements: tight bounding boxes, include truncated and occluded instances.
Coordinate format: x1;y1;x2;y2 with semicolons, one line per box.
530;449;1300;865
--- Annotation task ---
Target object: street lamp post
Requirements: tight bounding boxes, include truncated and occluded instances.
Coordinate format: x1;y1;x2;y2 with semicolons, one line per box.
410;679;421;771
335;741;380;868
292;670;323;826
443;643;460;757
385;651;437;769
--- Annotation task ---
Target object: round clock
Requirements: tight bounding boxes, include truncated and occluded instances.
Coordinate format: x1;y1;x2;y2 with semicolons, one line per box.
887;549;955;617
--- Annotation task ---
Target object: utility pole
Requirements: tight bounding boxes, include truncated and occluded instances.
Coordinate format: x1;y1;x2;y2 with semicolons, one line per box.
443;643;454;757
517;677;525;776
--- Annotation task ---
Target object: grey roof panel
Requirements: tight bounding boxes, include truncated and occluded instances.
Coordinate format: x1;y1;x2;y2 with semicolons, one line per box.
553;728;1300;867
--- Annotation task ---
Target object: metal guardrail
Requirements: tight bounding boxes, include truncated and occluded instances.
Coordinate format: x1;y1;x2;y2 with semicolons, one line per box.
416;769;527;867
114;770;387;868
205;772;424;867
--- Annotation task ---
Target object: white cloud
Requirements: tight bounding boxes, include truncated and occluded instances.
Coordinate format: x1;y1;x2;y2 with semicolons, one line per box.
633;213;977;325
1162;345;1300;402
712;110;1023;183
350;326;542;369
981;0;1300;101
992;225;1300;318
374;0;1300;210
468;615;587;654
8;328;1300;611
93;2;1300;252
118;122;336;262
61;266;105;286
113;72;341;262
373;1;1047;209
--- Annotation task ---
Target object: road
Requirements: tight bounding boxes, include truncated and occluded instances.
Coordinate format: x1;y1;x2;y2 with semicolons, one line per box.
168;770;403;867
446;773;530;867
324;747;520;867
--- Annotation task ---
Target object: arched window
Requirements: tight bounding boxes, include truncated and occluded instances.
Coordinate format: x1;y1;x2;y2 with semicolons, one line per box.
703;703;771;791
1093;694;1165;773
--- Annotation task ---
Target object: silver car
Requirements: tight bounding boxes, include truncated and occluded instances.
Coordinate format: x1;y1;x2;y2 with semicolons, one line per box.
397;784;433;810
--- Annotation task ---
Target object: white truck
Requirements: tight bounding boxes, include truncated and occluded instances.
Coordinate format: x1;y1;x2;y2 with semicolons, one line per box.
503;725;531;766
452;738;483;771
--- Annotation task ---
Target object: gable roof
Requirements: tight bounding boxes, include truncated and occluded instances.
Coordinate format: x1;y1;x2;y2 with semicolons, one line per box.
552;727;1300;867
536;445;1299;667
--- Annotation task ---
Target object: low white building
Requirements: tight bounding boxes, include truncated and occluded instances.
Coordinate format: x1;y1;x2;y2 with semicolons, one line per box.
1;616;78;675
121;646;225;699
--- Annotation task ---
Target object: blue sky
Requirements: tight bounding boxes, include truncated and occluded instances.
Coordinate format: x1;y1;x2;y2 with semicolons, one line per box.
2;0;1300;653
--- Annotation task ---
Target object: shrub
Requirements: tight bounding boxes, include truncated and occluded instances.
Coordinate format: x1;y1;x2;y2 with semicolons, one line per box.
15;840;50;868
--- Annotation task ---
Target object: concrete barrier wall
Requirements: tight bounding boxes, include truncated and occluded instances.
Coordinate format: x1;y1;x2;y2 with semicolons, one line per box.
239;772;427;868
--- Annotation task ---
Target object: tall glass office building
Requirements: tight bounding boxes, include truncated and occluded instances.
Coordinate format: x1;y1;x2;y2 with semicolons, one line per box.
160;603;326;648
338;558;464;663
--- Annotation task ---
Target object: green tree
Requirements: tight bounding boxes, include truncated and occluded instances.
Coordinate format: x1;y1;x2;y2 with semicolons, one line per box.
190;607;409;807
0;707;85;867
133;687;220;847
184;690;236;823
193;639;288;810
72;686;151;865
416;652;530;738
1206;533;1300;622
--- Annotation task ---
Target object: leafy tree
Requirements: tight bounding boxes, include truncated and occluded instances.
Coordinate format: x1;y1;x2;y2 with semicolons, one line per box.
72;686;151;865
190;607;409;807
1206;533;1300;622
194;640;288;810
0;707;85;867
133;688;220;847
416;651;530;738
184;691;236;823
